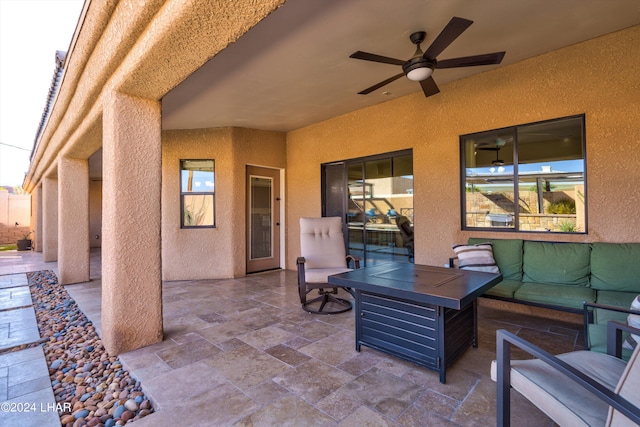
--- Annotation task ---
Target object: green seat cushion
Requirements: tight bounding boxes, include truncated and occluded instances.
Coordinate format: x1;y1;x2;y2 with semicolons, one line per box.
468;238;523;281
514;282;595;309
483;279;522;299
587;323;634;361
591;243;640;291
522;241;591;286
596;290;638;309
592;291;638;325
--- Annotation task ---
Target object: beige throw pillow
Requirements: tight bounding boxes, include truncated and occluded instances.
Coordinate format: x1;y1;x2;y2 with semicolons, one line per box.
452;242;500;274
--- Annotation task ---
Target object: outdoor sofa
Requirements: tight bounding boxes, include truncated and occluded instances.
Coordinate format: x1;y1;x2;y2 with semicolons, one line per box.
450;238;640;359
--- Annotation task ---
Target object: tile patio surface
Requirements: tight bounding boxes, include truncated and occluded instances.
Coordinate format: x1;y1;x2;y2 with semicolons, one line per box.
0;249;584;426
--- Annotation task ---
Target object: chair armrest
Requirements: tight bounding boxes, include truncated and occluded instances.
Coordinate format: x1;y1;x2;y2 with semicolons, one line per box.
584;302;640;319
496;328;640;427
346;255;361;269
583;302;640;349
296;257;306;287
607;320;640;358
449;257;458;268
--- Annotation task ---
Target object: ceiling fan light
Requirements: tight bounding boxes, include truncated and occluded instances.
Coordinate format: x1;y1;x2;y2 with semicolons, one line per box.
406;66;433;81
403;57;434;82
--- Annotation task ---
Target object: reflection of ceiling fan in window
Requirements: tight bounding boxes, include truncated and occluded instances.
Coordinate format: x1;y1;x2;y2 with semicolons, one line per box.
477;138;508;166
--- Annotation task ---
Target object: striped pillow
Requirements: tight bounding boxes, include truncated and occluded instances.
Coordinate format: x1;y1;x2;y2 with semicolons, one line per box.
452;242;500;273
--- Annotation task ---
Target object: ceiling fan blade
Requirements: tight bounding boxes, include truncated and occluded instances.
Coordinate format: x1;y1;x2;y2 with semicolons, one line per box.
350;51;406;66
420;76;440;98
424;17;473;60
436;52;506;69
357;73;405;94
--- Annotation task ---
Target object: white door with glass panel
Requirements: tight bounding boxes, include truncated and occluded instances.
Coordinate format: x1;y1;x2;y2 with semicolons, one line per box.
246;166;281;273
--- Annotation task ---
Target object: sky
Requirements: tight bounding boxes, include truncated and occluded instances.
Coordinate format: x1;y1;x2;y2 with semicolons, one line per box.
0;0;84;187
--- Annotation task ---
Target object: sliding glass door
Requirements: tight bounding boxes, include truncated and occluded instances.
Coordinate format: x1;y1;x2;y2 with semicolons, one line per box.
322;150;413;266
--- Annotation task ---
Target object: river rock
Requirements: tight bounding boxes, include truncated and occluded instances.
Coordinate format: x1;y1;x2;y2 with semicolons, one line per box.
73;409;90;419
61;414;75;425
124;399;138;411
113;404;126;419
26;271;154;426
121;410;135;422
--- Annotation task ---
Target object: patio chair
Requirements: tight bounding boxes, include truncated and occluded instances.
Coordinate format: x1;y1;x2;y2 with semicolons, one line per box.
365;208;378;223
395;215;414;262
584;301;640;361
296;217;360;314
493;321;640;427
386;208;398;223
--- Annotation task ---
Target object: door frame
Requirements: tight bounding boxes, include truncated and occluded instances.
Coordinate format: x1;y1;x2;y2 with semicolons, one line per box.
246;165;284;273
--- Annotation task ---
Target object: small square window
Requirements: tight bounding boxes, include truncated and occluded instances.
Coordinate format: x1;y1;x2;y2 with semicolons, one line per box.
181;159;215;228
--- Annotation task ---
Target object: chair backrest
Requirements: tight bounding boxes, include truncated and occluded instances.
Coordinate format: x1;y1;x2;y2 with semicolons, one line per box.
608;344;640;426
396;216;414;242
300;217;347;269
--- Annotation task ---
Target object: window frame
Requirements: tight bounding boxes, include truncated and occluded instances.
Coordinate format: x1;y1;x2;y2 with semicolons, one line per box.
459;114;587;234
180;159;216;229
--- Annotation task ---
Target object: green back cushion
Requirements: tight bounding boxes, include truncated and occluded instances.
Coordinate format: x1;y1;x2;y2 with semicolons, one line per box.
591;242;640;292
522;241;591;286
468;238;523;281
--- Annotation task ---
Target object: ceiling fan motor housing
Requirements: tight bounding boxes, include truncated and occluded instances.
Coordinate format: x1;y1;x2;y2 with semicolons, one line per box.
409;31;426;45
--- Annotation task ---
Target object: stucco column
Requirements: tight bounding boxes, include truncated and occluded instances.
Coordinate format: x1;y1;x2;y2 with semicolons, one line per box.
102;90;162;354
58;157;90;284
31;185;43;252
42;177;58;262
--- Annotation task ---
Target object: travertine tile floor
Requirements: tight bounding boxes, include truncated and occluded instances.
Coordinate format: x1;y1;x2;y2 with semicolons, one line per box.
3;249;584;426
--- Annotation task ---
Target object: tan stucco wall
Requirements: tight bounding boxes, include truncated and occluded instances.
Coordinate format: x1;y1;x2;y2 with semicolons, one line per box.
162;127;286;280
24;0;287;193
20;0;639;284
31;186;42;251
42;176;58;262
286;24;640;269
58;157;90;285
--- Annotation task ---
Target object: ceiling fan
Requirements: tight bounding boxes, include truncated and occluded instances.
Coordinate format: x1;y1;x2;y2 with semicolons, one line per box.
477;138;508;166
350;17;506;98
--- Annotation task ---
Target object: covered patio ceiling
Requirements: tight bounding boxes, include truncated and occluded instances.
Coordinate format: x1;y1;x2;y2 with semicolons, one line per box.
161;0;640;133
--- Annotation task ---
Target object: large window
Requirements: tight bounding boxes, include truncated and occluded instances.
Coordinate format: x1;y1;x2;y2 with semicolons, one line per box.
181;159;215;228
461;115;586;233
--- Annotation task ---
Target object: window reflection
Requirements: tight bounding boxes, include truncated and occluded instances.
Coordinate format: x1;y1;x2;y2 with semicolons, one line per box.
461;115;585;233
181;159;215;227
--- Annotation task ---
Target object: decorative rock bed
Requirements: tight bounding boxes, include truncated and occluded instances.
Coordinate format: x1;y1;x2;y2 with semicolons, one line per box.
27;270;154;426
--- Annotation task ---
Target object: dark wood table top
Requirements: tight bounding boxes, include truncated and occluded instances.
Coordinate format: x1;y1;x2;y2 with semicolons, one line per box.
329;262;502;310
